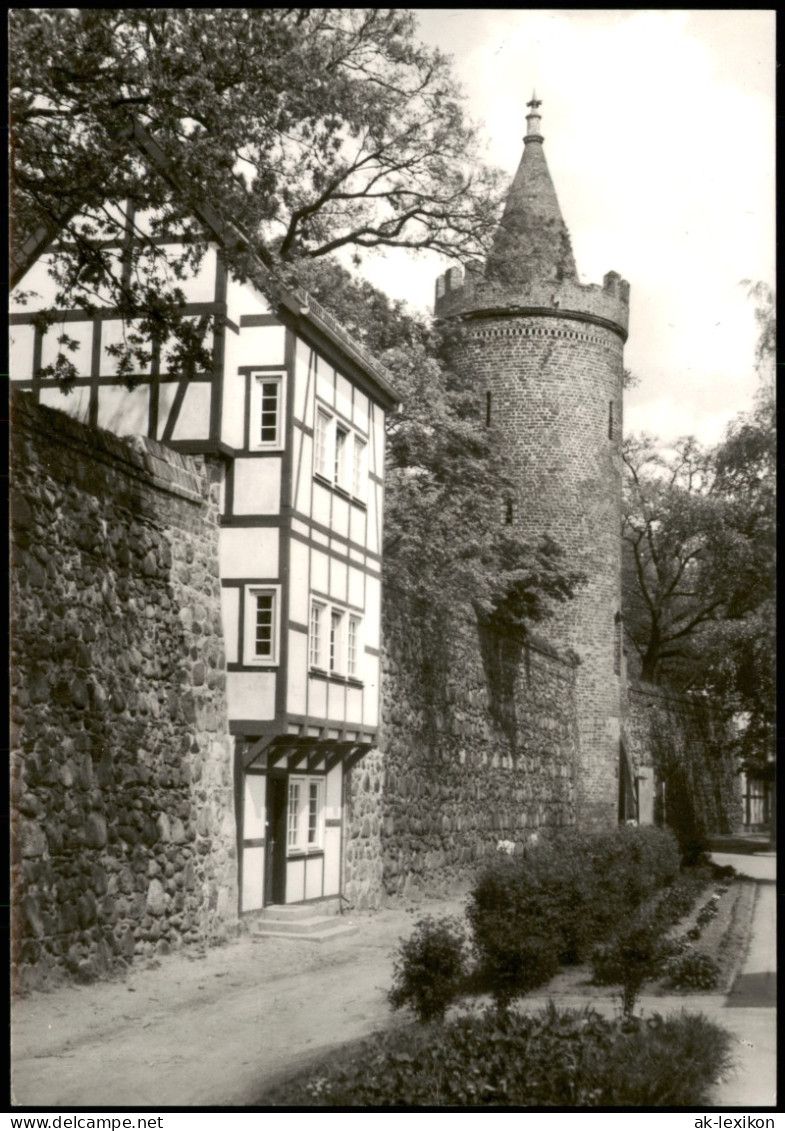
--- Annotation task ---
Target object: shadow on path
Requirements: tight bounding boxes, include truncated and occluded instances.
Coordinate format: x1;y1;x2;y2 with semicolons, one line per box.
725;971;776;1008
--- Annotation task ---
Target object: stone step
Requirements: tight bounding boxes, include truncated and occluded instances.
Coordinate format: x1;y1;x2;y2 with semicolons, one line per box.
259;899;341;922
250;919;358;943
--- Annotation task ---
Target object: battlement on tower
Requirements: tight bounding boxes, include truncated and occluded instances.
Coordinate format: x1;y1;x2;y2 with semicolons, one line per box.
434;264;630;339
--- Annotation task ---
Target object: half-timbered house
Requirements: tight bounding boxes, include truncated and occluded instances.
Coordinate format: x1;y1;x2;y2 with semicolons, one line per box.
10;124;399;916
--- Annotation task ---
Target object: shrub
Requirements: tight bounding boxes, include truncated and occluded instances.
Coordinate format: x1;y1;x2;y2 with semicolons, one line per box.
263;1004;733;1107
600;1010;734;1106
590;941;625;986
466;857;560;1009
614;916;667;1018
589;912;669;1014
650;868;708;925
664;952;721;991
696;898;720;927
468;825;682;1007
388;915;468;1023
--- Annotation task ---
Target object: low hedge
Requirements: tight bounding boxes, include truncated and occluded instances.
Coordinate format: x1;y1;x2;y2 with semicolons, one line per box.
265;1004;733;1107
467;826;680;1007
590;865;712;988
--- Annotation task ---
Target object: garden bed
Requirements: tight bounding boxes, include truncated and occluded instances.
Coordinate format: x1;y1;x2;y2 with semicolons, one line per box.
260;1004;735;1107
544;876;755;999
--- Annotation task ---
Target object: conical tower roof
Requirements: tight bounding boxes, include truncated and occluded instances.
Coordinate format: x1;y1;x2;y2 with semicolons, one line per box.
485;94;578;287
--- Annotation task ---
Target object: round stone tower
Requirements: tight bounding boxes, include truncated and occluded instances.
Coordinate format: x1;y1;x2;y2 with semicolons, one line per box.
435;95;630;829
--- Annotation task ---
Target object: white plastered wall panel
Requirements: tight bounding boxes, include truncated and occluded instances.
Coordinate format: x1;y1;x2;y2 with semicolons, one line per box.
227;671;276;720
289;540;310;625
362;654;380;728
323;829;341;896
352;388;369;433
293;337;315;424
326;765;342;812
242;774;266;912
332;495;350;540
233;457;281;515
240;324;286;367
156;382;177;441
171;382;211;441
310;548;329;595
10;255;60;311
323;764;343;896
219;527;279;579
98;385;150;434
39;385;91;423
308;676;327;720
220;328;246;449
40;321;93;379
312;480;331;529
364;575;380;651
100;319;152;376
335;371;352;421
9;324;36;380
346;685;363;724
366;479;379;555
305;856;324;901
349;505;366;548
242;848;265;912
295;432;314;516
287;631;308;716
375;482;384;550
286;857;306;904
225;275;271;321
348;566;364;609
315;357;335;407
371;406;386;476
176;245;216;303
327;679;346;724
329;558;348;604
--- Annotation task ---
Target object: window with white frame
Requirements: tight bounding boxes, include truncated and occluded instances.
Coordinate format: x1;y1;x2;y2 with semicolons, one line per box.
309;599;326;668
313;402;368;499
250;373;284;449
287;775;325;852
314;407;333;479
335;424;350;491
347;615;361;678
329;609;344;673
352;436;367;499
243;585;280;664
310;599;362;679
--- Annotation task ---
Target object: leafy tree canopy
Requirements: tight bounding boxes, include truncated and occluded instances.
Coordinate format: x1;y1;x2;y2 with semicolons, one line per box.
622;282;775;769
301;258;584;634
11;8;504;380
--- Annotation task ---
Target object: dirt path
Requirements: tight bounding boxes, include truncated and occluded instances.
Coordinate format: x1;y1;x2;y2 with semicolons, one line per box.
12;898;467;1108
12;871;771;1108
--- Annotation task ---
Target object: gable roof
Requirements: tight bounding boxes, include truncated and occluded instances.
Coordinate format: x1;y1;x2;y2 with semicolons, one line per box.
12;116;400;407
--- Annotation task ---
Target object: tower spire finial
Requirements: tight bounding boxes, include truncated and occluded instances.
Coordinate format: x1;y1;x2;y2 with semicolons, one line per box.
525;90;543;142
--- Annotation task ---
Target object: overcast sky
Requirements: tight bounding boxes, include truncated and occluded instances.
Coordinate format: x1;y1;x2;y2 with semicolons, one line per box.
360;10;775;446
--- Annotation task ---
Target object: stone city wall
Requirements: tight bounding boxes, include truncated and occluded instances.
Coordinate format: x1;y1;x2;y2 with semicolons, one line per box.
342;597;580;905
624;680;742;848
11;391;237;990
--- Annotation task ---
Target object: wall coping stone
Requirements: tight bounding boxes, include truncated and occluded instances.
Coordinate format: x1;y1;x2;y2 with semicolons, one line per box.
12;389;204;505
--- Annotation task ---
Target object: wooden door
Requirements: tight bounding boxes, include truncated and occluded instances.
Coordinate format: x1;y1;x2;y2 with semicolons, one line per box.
265;776;288;904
